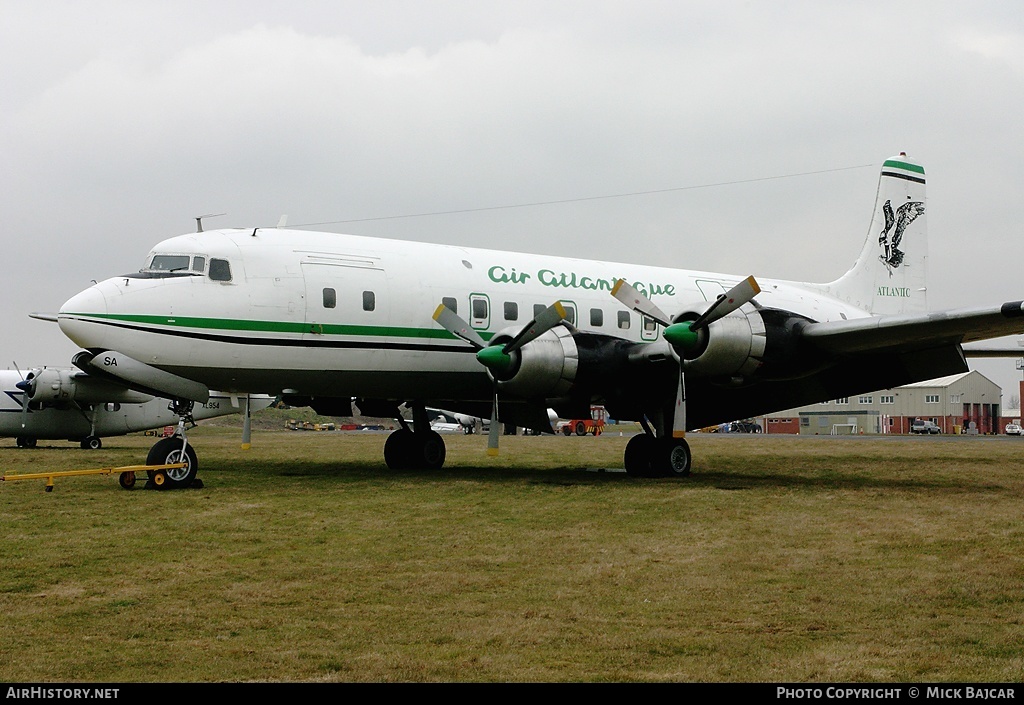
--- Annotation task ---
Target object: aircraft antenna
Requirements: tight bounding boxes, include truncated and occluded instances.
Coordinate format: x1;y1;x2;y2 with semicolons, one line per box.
194;213;226;233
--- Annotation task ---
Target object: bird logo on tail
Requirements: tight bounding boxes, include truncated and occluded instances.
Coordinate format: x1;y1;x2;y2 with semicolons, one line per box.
878;199;925;272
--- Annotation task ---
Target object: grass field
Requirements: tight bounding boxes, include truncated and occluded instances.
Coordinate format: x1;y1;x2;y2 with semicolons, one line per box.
2;428;1023;683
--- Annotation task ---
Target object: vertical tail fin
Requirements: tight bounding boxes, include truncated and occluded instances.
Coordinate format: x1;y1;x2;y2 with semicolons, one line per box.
817;153;928;315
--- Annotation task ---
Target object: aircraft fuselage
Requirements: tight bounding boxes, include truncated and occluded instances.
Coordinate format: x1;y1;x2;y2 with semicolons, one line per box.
58;228;872;405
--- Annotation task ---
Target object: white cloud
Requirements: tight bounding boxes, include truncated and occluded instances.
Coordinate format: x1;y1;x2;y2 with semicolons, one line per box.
955;29;1024;73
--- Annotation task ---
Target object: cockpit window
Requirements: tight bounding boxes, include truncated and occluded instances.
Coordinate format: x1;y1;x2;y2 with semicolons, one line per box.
149;254;192;272
146;254;208;275
209;258;232;282
128;253;210;279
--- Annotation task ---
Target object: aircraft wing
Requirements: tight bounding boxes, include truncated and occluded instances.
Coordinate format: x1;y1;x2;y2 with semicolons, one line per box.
960;342;1024;358
800;301;1024;354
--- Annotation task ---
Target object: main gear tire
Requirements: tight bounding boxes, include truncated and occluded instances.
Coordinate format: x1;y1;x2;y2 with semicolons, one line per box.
624;434;659;478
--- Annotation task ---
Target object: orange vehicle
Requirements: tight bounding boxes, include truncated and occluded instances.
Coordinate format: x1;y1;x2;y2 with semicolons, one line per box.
559;406;607;436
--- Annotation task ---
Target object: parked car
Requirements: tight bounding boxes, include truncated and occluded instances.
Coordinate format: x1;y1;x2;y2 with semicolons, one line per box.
429;419;465;434
1005;423;1022;435
720;421;762;433
910;419;941;434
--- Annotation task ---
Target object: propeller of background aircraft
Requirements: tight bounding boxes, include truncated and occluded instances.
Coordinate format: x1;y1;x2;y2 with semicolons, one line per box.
433;300;567;455
13;362;31;432
611;275;761;438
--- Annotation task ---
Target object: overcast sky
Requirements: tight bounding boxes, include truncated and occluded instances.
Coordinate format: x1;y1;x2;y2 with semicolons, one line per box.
3;1;1024;404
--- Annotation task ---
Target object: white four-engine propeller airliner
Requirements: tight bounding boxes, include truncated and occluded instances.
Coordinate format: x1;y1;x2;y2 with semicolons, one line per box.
42;153;1024;480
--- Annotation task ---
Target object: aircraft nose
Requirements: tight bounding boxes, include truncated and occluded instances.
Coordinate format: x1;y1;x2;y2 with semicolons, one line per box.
60;284;108;317
58;284;109;347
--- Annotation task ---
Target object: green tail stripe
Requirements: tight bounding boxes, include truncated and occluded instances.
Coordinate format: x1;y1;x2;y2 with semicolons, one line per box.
882;159;925;175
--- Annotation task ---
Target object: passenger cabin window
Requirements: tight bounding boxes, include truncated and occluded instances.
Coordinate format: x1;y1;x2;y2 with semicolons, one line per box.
209;258;232;282
363;291;375;311
323;288;336;309
504;302;518;321
643;316;658;332
590;308;603;327
534;304;545;318
617;311;631;329
443;297;457;314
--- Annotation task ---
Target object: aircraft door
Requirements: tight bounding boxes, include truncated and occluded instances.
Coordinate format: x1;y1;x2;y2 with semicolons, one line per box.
640;314;659;341
101;402;134;435
558;301;577;327
469;293;490;331
696;279;728;302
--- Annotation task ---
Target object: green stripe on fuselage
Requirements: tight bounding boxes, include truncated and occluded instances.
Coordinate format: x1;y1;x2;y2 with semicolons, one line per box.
63;312;494;341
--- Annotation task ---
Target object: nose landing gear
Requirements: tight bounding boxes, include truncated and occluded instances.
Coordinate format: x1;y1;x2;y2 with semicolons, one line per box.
143;400;201;490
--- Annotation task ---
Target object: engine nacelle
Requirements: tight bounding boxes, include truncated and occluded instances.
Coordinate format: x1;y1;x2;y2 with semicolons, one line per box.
664;304;815;384
489;325;579;399
23;368;152;405
680;309;767;379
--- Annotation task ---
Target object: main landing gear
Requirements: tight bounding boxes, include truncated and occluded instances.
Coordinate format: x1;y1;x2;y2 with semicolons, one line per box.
136;400;202;490
623;434;692;478
383;403;446;470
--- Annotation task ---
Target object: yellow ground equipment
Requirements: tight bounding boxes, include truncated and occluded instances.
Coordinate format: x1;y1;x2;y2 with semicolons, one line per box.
2;462;187;492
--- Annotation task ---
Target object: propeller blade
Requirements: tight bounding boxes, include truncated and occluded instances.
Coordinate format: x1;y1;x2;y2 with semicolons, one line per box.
433;304;487;350
686;276;760;331
611;279;671;327
15;377;30;431
487;388;501;456
501;301;568;355
672;367;687;438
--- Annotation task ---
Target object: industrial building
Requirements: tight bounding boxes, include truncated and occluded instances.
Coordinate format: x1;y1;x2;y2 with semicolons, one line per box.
760;370;1003;435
